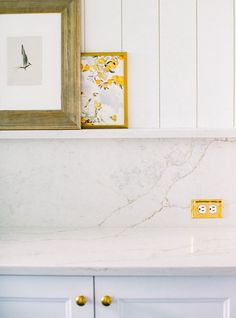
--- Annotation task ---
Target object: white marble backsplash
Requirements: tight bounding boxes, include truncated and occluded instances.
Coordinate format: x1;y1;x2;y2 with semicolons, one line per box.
0;138;236;228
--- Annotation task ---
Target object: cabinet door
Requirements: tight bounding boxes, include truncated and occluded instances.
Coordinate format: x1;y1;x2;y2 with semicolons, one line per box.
95;276;236;318
0;275;93;318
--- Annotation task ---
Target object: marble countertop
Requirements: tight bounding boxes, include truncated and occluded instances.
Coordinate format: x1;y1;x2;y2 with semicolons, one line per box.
1;227;236;276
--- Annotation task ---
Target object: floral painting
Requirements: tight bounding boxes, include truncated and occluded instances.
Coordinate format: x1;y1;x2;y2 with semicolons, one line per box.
81;52;128;128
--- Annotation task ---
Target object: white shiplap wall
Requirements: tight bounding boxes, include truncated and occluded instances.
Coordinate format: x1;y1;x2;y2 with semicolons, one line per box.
198;0;234;128
81;0;235;130
160;0;196;128
81;0;159;129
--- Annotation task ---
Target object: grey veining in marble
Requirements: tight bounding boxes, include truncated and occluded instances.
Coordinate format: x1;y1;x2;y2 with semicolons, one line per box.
0;138;236;228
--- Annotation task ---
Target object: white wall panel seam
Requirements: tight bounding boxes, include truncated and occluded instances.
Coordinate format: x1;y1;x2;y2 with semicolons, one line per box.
196;0;198;128
198;0;234;128
158;0;161;128
84;0;122;52
234;0;235;127
121;0;123;51
160;0;196;128
122;0;159;128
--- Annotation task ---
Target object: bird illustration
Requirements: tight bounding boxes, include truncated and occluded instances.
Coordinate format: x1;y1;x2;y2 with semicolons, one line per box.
19;44;32;70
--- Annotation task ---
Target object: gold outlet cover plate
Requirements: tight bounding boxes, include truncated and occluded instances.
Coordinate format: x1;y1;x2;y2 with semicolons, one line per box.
191;199;224;218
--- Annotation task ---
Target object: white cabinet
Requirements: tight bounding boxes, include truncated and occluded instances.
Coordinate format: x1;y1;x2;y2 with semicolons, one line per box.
95;276;236;318
0;276;94;318
1;275;236;318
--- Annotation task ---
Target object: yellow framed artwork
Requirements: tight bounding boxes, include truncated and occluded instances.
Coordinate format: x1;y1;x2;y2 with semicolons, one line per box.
81;52;128;128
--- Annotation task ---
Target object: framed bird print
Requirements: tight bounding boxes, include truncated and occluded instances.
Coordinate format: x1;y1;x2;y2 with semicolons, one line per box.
7;36;43;86
0;0;81;130
81;52;128;129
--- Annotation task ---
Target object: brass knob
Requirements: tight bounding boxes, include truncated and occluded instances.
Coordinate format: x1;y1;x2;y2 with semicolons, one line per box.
75;295;87;306
101;295;112;306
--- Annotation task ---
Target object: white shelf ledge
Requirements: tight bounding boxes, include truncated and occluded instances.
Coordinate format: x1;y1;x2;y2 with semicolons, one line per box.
0;128;236;139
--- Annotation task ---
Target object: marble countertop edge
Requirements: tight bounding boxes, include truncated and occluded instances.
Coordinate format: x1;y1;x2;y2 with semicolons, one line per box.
1;227;236;276
1;266;236;276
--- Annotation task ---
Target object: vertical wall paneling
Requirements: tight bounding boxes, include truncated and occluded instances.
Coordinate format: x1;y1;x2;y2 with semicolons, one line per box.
84;0;122;52
234;0;236;127
82;0;235;130
122;0;159;128
198;0;234;128
160;0;197;128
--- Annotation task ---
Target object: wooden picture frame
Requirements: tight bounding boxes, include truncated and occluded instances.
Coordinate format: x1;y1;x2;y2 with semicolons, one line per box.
0;0;81;130
81;52;128;129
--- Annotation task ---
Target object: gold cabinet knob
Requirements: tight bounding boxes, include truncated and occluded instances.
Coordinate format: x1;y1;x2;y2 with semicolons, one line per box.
75;295;87;306
101;295;113;306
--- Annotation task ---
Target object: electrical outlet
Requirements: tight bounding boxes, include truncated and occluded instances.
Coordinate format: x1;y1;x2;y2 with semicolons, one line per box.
191;200;223;218
209;204;217;214
198;204;206;214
